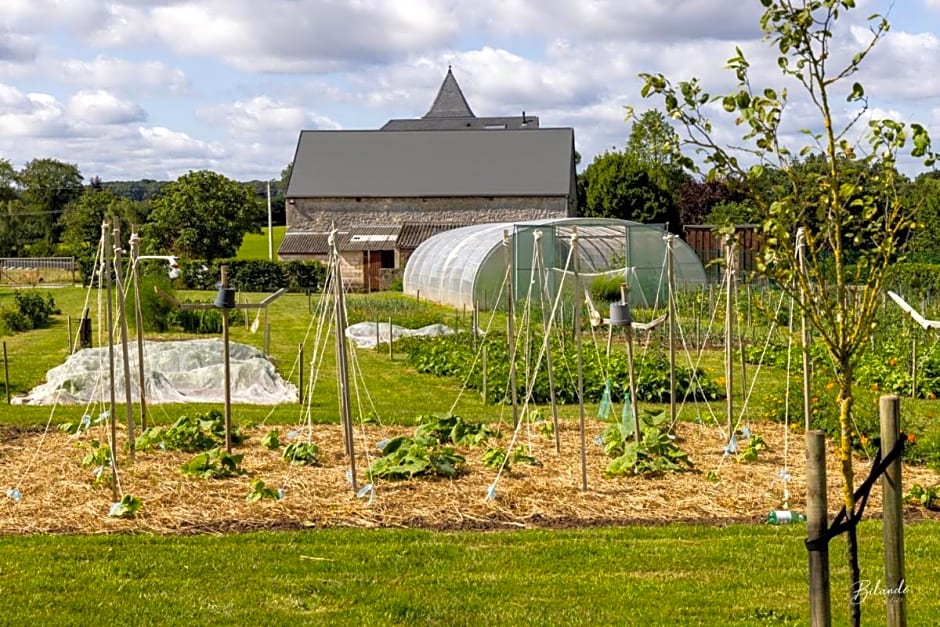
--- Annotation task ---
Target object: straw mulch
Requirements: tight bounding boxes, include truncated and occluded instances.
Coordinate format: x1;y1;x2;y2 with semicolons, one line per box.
0;418;937;534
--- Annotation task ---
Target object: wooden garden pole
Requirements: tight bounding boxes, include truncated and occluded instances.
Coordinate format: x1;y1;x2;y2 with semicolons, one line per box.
503;230;519;428
620;284;640;444
724;235;735;440
67;316;73;354
880;395;907;627
2;341;9;404
534;231;560;453
806;429;832;627
572;228;587;491
220;265;233;453
388;317;393;360
665;234;677;426
112;223;136;459
331;235;358;492
298;343;304;405
481;344;488;406
102;221;120;501
797;229;813;431
130;230;148;430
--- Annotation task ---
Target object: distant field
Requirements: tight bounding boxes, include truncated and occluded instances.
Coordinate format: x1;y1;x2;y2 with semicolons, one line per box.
237;226;287;260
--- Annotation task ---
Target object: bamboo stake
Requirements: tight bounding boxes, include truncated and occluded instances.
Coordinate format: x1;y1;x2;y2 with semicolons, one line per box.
572;228;587;491
534;232;560;453
130;231;148;430
102;221;120;501
220;265;233;453
332;234;357;492
503;230;519;428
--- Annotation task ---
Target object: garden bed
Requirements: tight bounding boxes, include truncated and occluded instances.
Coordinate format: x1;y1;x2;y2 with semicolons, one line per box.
0;419;936;534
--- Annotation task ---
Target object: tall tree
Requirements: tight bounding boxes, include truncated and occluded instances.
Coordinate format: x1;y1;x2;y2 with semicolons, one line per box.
59;188;136;261
581;151;679;228
142;170;263;261
0;159;17;203
640;1;935;623
17;158;83;252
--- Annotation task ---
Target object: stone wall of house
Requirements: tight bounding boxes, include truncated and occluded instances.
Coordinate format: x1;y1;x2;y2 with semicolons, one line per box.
286;196;573;231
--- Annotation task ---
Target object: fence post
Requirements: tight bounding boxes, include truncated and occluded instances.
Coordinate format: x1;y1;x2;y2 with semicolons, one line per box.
298;342;304;405
806;430;831;626
2;342;9;404
880;395;907;627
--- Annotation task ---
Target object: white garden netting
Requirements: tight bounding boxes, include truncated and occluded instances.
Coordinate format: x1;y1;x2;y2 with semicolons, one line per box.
345;322;455;349
17;339;298;405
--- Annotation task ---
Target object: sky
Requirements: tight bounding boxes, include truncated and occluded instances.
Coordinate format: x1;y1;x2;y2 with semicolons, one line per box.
1;0;939;183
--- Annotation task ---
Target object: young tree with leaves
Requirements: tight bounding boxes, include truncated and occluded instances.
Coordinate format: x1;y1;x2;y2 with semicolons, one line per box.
142;170;264;262
639;1;934;624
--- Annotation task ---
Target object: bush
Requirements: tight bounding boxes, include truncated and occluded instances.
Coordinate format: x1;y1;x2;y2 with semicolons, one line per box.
283;260;326;291
0;308;31;334
886;262;940;298
590;274;625;304
14;291;59;327
136;272;176;332
174;258;326;293
174;307;236;334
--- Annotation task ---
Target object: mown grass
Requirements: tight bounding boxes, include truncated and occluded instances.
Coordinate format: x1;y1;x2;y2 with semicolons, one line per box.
237;226;287;260
0;522;937;625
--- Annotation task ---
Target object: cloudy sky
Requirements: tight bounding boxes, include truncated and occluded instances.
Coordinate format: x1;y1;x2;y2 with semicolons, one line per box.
1;0;938;182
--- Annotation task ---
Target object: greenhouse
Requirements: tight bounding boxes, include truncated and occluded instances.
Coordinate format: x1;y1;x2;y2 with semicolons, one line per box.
403;218;708;311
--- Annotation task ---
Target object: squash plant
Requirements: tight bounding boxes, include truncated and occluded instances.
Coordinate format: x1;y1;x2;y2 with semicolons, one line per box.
368;435;465;480
181;447;246;479
282;442;319;466
602;409;693;477
137;410;245;453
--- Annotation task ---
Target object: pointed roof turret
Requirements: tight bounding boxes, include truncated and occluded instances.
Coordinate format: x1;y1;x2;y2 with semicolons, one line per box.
424;66;475;119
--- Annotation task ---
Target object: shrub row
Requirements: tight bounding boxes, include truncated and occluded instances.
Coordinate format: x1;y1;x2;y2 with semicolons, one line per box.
78;256;326;293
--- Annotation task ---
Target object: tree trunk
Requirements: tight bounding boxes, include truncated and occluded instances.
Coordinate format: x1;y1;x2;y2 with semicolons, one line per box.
839;382;861;627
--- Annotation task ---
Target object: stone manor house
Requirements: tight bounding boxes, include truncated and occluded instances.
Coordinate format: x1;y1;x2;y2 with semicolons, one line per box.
278;68;577;290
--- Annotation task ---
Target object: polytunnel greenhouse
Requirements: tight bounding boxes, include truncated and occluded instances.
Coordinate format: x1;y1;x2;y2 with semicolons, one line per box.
403;218;708;310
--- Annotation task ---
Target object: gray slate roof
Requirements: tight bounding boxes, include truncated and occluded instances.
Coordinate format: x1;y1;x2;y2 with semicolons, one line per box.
382;68;538;130
279;226;402;256
287;128;575;198
425;67;475;118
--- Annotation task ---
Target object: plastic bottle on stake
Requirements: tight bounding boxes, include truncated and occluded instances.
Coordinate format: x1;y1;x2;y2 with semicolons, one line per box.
766;510;806;525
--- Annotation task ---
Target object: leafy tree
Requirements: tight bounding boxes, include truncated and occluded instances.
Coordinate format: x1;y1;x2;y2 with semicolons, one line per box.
906;176;940;262
639;1;934;623
581;151;679;228
0;159;17;203
142;170;264;261
705;200;760;226
59;188;136;261
626;109;692;217
676;178;748;225
17;158;84;253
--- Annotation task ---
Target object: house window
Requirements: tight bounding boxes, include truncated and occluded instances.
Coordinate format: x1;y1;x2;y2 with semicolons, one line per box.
380;250;395;268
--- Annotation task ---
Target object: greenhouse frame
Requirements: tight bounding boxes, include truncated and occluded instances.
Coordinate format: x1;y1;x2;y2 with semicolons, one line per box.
403;218;708;311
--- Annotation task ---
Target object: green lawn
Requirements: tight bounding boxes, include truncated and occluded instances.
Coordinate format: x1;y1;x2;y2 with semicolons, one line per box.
237;226;287;260
0;522;936;625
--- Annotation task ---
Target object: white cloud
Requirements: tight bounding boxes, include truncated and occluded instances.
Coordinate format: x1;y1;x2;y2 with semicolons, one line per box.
0;30;37;62
54;56;188;93
197;96;341;136
0;85;69;138
68;89;146;125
